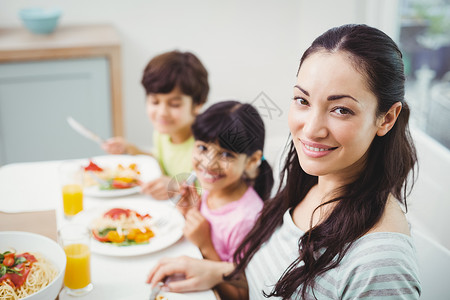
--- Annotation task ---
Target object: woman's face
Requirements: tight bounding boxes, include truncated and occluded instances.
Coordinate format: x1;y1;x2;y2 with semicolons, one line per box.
288;51;382;180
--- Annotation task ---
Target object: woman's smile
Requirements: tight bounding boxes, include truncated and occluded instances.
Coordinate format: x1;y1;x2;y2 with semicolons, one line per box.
300;139;338;158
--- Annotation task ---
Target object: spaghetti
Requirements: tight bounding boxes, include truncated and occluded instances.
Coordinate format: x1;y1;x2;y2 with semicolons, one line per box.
0;252;58;300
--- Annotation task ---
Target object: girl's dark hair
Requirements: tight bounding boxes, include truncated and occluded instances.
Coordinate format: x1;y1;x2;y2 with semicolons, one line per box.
226;24;418;299
192;100;274;201
141;50;209;106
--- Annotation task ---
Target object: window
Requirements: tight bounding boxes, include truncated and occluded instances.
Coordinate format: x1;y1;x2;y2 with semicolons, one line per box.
399;0;450;150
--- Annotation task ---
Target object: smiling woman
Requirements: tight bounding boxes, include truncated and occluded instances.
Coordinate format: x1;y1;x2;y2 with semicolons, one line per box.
231;24;420;299
289;51;402;179
147;24;421;300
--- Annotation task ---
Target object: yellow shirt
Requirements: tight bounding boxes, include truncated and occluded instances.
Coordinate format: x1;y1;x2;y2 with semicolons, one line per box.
152;130;194;177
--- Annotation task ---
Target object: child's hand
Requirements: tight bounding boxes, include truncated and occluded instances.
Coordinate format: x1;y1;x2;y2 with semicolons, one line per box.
177;183;201;216
101;137;128;154
140;176;171;200
184;208;212;250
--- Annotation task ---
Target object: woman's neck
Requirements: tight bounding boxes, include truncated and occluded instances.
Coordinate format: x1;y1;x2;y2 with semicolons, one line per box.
292;177;341;231
206;181;249;210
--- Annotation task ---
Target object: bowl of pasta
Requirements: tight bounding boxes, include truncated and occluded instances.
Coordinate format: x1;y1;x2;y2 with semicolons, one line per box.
0;231;66;300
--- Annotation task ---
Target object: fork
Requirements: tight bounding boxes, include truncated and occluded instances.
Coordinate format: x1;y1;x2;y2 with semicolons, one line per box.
148;281;164;300
170;171;197;205
88;171;109;187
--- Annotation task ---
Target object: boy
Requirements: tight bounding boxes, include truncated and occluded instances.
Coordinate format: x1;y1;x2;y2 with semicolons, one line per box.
102;50;209;199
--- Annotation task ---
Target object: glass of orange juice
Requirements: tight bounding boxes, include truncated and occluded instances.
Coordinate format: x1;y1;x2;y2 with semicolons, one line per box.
59;161;84;219
58;223;93;296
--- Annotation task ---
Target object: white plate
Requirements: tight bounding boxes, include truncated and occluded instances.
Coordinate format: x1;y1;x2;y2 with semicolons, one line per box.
71;199;184;256
82;155;161;198
84;185;142;198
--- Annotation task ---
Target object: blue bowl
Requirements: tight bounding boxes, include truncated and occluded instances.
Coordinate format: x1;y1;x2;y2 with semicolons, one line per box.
19;8;62;34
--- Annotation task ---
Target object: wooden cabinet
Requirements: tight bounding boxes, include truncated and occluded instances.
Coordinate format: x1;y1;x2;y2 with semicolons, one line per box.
0;25;122;164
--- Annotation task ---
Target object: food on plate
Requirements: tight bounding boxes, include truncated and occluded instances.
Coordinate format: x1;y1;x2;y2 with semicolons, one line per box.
91;208;155;246
83;160;141;190
156;295;167;300
0;251;58;299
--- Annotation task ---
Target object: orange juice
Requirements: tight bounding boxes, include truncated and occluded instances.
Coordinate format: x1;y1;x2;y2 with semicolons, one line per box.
62;184;83;216
64;243;91;289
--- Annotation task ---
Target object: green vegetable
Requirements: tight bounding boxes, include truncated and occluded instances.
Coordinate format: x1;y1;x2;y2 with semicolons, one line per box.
98;227;116;236
0;263;23;277
0;265;6;277
0;251;12;261
15;256;26;265
0;251;25;277
110;239;149;247
99;180;114;190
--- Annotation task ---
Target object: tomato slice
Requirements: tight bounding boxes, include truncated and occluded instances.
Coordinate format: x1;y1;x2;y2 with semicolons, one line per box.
91;229;110;242
111;180;136;189
2;253;15;267
104;208;130;219
84;160;103;172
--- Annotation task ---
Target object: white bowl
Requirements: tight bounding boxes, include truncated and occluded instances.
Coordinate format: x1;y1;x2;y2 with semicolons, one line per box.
0;231;66;300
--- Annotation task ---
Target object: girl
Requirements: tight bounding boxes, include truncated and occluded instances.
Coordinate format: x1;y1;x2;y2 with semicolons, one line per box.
179;100;274;263
148;24;421;299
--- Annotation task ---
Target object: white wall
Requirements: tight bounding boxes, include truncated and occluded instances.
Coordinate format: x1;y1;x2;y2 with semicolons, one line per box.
0;0;398;163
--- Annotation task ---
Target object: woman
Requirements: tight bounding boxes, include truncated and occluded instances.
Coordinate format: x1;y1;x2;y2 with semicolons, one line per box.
147;24;421;299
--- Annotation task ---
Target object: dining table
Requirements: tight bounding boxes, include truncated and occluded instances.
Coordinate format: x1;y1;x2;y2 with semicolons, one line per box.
0;154;218;300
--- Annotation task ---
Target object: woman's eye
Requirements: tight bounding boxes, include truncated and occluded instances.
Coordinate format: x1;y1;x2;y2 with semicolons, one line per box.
293;97;309;106
333;107;354;116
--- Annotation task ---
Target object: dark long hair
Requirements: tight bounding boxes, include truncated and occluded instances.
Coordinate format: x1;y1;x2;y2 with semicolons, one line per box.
227;24;418;299
191;100;274;201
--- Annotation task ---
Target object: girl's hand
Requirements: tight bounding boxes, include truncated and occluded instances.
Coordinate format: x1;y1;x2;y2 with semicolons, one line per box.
176;183;201;216
184;208;212;249
101;137;128;154
140;176;171;200
146;256;233;293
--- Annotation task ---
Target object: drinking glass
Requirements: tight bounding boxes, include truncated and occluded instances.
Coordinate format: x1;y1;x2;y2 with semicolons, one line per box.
58;223;93;296
59;161;84;219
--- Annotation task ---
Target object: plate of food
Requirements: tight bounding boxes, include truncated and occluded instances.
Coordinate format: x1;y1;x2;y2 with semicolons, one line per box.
71;198;184;256
82;155;160;198
0;231;66;300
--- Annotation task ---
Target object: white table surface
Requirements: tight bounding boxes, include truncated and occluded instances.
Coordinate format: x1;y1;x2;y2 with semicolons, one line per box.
0;155;216;300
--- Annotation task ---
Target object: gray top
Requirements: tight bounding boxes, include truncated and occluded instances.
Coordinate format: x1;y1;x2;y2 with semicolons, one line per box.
245;209;421;299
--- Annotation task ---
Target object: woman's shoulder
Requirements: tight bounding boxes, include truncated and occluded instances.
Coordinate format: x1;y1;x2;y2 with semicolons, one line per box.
367;196;411;236
340;197;418;275
334;197;422;298
335;232;421;299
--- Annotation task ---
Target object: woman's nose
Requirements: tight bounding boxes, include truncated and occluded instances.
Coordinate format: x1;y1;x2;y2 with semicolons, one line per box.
302;109;328;139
